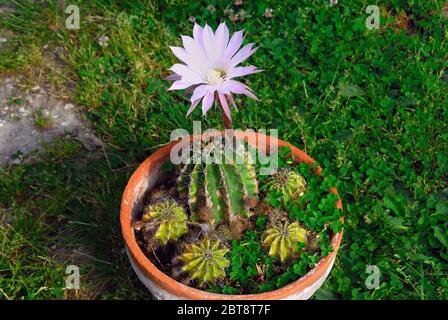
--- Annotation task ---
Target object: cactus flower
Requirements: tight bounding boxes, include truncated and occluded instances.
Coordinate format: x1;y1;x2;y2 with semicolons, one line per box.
167;22;262;122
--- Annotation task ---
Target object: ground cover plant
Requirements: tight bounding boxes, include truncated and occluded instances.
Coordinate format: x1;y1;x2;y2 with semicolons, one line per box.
0;0;447;299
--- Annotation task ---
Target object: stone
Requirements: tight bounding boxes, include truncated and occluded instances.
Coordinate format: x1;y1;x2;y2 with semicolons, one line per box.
0;76;102;167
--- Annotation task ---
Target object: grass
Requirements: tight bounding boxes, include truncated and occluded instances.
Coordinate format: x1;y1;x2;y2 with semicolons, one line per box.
32;108;53;130
0;0;447;299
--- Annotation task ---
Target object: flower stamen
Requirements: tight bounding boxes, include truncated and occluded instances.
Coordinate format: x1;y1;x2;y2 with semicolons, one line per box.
206;69;226;85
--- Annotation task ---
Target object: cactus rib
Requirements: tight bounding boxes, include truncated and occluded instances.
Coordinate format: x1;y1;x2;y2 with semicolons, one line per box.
238;148;258;205
205;163;226;224
219;162;247;218
188;162;203;219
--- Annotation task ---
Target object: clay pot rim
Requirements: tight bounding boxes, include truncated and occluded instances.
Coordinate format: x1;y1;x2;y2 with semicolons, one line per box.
120;132;343;300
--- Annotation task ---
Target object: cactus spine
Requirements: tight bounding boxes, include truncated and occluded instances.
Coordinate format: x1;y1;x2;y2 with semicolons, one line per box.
263;221;307;262
179;239;230;285
141;200;188;245
177;140;258;237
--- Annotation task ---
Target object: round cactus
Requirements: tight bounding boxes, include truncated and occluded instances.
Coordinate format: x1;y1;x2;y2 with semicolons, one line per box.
142;199;188;245
179;239;230;286
263;221;307;262
213;224;234;244
267;168;306;205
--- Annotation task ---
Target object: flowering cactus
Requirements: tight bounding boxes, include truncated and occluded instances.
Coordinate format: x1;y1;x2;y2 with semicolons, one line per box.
263;221;307;262
141;200;188;245
179;239;230;285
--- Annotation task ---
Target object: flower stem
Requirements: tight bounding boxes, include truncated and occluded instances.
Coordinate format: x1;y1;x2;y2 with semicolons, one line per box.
216;92;233;130
221;107;233;130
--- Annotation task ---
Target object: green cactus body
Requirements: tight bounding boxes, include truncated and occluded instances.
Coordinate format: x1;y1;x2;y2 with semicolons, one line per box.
268;169;306;205
204;163;226;224
263;221;307;262
177;140;258;235
238;149;258;205
188;162;204;221
179;239;230;285
142;200;188;245
219;161;247;217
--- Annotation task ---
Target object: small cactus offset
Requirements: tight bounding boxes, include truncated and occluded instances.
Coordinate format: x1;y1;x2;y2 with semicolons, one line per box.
267;168;306;205
179;239;230;286
263;221;307;262
213;224;234;244
177;140;258;238
141;199;188;245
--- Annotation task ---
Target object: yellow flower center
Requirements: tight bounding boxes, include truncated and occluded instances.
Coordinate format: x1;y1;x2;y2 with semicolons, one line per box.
206;69;226;85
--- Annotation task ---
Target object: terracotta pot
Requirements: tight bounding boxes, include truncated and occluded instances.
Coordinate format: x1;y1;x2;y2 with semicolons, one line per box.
120;132;343;300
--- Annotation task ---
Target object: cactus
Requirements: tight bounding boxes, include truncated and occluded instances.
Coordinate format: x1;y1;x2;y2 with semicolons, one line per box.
141;199;188;245
267;168;306;205
213;224;234;244
177;140;258;238
263;221;307;262
179;239;230;286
